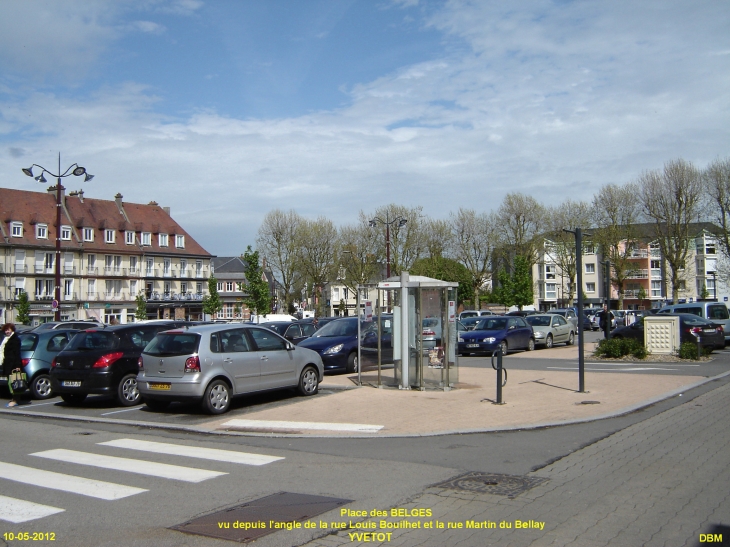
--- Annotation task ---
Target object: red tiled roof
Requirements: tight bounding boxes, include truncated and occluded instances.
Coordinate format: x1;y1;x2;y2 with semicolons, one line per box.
0;187;212;257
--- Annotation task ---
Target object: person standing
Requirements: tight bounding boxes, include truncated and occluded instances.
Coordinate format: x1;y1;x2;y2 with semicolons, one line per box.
1;323;23;408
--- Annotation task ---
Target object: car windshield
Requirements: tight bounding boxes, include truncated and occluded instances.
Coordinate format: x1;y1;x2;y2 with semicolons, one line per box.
313;319;359;337
526;316;551;327
475;318;508;331
144;332;201;356
422;318;439;328
65;330;120;351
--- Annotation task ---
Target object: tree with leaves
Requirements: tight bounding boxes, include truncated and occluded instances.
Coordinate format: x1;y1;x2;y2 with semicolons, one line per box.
410;256;474;305
134;294;147;321
202;275;223;318
492;256;534;309
15;290;31;325
242;246;272;319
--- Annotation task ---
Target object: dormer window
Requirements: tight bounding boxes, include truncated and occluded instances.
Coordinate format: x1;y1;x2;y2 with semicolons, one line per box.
61;226;72;240
125;231;135;245
159;233;169;247
83;227;94;242
175;234;185;248
36;224;48;239
11;222;22;237
141;232;151;246
105;229;115;244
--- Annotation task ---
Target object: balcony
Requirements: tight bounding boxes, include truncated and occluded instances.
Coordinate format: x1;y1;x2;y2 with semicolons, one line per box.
103;267;125;276
104;292;125;301
13;265;28;273
63;266;76;275
86;267;98;275
625;269;649;279
34;266;55;274
627;249;648;259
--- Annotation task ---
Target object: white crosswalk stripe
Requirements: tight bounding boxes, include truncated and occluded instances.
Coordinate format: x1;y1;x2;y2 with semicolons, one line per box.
97;438;284;465
0;462;147;500
221;418;384;432
30;449;227;483
0;495;65;523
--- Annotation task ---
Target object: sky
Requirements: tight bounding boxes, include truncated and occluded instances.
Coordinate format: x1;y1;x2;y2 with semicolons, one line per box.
0;0;729;256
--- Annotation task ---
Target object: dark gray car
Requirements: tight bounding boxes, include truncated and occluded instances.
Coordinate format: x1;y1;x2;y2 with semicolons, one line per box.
137;324;325;414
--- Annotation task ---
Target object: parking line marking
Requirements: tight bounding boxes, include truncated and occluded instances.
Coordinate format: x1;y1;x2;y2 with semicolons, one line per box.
30;449;227;483
100;407;143;416
221;419;384;432
98;439;284;466
547;366;677;372
583;362;700;367
0;463;146;500
0;495;65;523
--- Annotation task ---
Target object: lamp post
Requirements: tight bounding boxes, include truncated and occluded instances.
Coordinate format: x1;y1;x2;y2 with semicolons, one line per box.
564;227;591;393
22;154;94;321
369;214;407;313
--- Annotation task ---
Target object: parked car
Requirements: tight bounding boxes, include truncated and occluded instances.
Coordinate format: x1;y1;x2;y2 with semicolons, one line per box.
458;315;535;355
137;324;324;414
421;317;442;351
583;308;601;330
613;310;627;327
550;308;580;330
458;310;494;320
593;310;617;330
261;320;318;344
657;302;730;344
49;322;180;406
31;320;104;332
611;313;724;351
525;314;575;348
505;310;538;317
460;316;485;330
17;329;79;399
298;316;393;373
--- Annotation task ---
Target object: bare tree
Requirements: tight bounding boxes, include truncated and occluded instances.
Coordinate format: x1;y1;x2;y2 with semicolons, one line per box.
296;217;338;316
450;208;499;309
256;209;302;312
337;213;382;298
703;157;730;257
422;218;453;259
544;200;592;305
591;183;643;309
367;204;425;276
639;159;704;303
495;193;546;269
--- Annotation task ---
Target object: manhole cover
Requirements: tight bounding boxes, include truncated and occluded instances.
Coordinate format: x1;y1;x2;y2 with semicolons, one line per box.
432;472;548;498
171;492;352;543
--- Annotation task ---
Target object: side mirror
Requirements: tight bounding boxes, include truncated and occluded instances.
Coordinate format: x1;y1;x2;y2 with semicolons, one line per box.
286;342;296;351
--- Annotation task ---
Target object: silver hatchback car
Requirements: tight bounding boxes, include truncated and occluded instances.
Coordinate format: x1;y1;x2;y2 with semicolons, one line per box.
137;324;324;414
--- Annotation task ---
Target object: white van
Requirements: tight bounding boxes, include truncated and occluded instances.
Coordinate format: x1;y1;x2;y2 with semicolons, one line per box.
458;310;495;320
657;302;730;344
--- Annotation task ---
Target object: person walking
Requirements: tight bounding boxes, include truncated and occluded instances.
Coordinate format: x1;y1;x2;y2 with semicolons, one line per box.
1;323;24;408
598;304;614;339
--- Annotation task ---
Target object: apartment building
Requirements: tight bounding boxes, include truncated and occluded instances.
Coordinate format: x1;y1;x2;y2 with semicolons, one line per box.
0;187;213;325
535;240;602;311
210;256;250;320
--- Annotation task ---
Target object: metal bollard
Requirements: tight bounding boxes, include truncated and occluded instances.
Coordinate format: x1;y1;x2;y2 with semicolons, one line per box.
491;347;508;405
697;335;702;360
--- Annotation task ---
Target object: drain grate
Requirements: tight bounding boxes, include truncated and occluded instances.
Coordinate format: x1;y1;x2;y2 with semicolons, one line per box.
171;492;352;543
432;472;548;498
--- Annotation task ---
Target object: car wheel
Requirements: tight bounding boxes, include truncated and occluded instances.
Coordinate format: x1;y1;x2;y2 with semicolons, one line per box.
527;338;535;351
61;393;87;405
500;340;508;355
202;380;230;415
567;331;575;346
346;352;358;373
143;398;170;411
30;374;54;400
545;334;553;349
298;366;319;396
117;374;141;406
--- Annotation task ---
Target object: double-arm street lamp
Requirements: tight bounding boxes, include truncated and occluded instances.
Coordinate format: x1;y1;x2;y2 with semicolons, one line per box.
368;215;407;280
22;155;94;321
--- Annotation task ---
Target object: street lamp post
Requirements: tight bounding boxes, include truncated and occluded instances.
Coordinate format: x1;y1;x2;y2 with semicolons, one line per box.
22;154;94;321
369;214;407;313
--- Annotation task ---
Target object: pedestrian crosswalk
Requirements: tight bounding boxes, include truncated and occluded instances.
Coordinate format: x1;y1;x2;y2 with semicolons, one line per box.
0;437;284;524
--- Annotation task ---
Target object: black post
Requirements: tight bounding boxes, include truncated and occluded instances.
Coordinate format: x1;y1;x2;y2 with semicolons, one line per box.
496;347;503;404
604;259;611;340
575;228;586;393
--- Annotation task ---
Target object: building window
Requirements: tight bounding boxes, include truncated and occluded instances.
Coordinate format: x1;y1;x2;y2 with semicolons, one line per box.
175;234;185;248
181;282;188;294
706;241;716;255
226;281;234;292
105;229;115;244
159;233;169;247
217;281;223;292
586;282;596;293
36;224;48;239
545;264;556;280
11;222;23;237
545;283;556;299
141;232;151;246
584;244;595;254
83;227;94;242
125;231;135;245
585;263;595;274
61;226;72;240
651;280;662;297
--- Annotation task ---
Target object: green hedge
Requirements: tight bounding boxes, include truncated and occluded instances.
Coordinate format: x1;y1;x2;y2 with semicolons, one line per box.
676;342;710;360
594;338;649;360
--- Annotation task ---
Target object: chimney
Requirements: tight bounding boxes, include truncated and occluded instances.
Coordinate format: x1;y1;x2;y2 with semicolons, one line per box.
163;206;170;215
115;193;123;210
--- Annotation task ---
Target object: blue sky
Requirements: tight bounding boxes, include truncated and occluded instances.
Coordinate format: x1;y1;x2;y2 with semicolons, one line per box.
1;0;729;256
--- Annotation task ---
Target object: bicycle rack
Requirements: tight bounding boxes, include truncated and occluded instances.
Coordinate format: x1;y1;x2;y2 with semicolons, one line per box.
491;347;507;405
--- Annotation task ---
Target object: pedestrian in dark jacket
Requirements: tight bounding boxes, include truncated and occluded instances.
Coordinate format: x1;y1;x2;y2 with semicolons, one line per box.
1;323;23;407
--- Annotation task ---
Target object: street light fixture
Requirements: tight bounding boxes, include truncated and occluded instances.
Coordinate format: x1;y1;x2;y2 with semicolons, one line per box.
368;215;407;279
22;154;94;321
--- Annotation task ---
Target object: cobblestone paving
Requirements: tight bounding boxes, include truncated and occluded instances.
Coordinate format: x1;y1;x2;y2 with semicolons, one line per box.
301;382;730;547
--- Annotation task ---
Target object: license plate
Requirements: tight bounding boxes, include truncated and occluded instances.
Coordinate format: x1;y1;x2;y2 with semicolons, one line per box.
149;383;171;391
62;381;81;387
466;344;480;348
703;329;716;333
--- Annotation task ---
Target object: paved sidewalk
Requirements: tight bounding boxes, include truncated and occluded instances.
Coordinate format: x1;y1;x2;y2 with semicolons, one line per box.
299;380;730;547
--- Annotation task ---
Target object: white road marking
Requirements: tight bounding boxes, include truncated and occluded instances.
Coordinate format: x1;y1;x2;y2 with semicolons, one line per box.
0;495;64;523
98;439;284;466
583;362;700;367
100;407;143;416
221;419;384;432
30;449;226;483
548;366;677;371
0;463;146;500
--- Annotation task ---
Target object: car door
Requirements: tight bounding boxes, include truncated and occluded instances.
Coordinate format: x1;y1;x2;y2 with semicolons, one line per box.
507;317;528;349
551;315;570;343
246;327;296;389
283;323;305;344
215;328;260;393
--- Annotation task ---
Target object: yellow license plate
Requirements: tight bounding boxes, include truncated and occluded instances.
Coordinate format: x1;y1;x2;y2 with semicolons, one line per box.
148;383;171;391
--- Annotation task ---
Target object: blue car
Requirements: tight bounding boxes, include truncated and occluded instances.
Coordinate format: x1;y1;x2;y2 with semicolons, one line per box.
297;316;393;373
458;316;535;356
